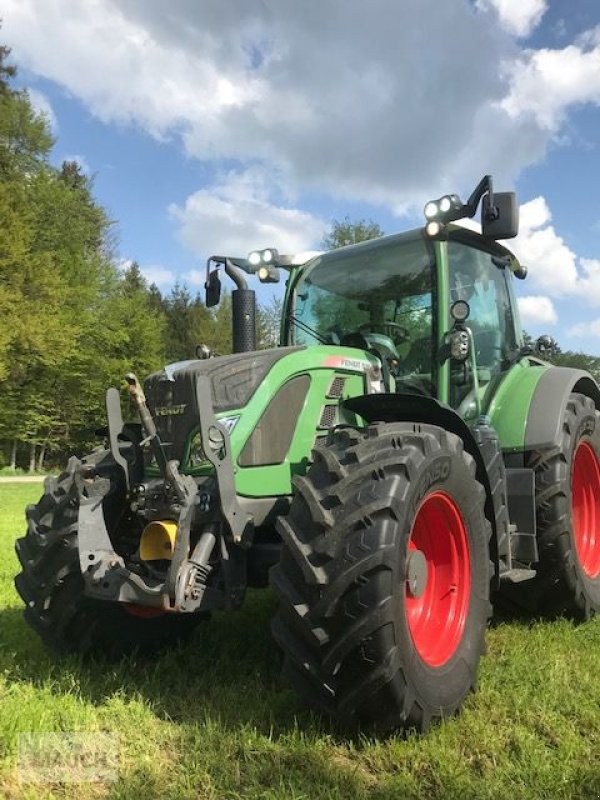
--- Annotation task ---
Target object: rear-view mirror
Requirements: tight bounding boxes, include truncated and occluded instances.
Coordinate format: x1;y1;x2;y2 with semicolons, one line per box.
205;269;221;308
482;192;519;240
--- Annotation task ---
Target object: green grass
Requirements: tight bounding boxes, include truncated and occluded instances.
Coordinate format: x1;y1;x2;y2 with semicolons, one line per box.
1;483;599;799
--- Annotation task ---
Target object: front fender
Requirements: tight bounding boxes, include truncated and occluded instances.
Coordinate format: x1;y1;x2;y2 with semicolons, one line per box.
344;393;507;580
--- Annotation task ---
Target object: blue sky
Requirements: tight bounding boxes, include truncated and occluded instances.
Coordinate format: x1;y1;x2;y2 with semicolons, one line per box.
3;0;600;349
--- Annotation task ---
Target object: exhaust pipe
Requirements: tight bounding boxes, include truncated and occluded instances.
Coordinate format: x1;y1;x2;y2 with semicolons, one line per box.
223;260;256;353
231;288;256;353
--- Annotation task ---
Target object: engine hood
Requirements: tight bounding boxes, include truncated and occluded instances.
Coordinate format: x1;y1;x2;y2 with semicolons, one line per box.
143;347;303;460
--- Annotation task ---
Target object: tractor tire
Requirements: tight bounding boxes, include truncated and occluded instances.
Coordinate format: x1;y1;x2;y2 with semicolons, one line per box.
270;422;492;733
524;392;600;619
15;461;203;656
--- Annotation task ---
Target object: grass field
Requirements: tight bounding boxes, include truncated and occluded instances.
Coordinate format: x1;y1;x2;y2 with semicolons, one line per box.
1;483;599;799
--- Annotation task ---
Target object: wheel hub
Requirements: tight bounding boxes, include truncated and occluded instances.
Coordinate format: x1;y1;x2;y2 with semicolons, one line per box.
405;549;428;598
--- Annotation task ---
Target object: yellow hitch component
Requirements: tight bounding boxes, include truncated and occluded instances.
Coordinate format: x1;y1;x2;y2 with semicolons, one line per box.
140;520;178;561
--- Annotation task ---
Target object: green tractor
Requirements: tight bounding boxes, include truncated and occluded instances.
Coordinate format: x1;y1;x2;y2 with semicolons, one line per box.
15;176;600;733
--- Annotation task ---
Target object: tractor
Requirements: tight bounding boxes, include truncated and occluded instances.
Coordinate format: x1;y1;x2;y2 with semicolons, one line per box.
15;175;600;733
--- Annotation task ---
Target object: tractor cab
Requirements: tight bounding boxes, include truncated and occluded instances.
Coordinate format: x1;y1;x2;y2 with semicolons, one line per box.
283;224;524;422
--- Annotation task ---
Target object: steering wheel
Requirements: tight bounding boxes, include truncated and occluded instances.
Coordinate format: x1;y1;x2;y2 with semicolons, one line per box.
359;321;410;342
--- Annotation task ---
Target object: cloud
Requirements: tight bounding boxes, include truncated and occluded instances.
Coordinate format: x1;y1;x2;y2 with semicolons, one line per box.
568;318;600;338
517;295;557;325
4;2;600;227
475;0;547;38
501;29;600;130
62;153;90;174
169;168;325;259
117;257;173;286
184;269;205;287
116;257;133;273
26;87;57;131
4;0;596;214
510;196;579;295
507;198;600;306
140;265;174;286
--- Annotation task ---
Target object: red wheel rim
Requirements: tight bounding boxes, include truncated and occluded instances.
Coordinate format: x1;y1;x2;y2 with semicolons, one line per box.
405;492;471;667
122;604;165;619
571;441;600;579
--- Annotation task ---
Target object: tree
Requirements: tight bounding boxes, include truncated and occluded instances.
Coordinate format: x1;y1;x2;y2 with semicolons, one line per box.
0;33;16;95
256;295;282;349
322;216;384;249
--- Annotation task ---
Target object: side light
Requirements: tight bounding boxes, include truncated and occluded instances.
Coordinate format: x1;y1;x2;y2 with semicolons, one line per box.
449;330;470;361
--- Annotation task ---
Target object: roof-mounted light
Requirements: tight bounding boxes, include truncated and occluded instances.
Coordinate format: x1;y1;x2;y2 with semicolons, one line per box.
248;251;261;267
423;176;519;240
423;194;465;225
424;201;439;220
247;248;280;268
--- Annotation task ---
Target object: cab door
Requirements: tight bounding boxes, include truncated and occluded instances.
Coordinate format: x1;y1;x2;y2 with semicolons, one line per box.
444;236;522;420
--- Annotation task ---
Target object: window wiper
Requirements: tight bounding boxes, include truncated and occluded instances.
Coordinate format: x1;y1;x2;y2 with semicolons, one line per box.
288;314;329;344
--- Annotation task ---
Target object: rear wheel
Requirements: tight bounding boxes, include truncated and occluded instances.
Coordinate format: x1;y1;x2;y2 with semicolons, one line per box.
270;423;492;733
525;393;600;618
15;459;203;656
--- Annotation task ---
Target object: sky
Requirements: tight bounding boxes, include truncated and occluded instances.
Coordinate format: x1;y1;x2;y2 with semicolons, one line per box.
2;0;600;350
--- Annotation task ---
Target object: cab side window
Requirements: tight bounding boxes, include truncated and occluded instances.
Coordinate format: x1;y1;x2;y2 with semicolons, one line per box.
448;241;518;409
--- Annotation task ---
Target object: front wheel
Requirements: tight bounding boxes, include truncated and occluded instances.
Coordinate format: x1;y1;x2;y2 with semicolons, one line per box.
15;459;204;656
270;423;492;733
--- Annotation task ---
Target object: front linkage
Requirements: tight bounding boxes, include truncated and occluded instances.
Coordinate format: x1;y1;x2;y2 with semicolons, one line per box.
76;373;251;615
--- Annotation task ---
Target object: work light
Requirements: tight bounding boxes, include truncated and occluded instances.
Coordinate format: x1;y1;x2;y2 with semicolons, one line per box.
424;201;439;220
248;251;262;266
425;221;445;238
258;266;280;283
247;248;280;267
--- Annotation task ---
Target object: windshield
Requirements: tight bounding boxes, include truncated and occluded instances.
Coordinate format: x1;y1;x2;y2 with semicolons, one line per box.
290;231;436;392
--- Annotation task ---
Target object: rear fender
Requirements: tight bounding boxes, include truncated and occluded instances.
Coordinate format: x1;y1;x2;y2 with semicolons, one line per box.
524;367;600;451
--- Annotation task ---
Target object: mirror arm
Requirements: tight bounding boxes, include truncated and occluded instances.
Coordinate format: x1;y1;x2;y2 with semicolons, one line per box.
206;255;249;291
464;175;493;218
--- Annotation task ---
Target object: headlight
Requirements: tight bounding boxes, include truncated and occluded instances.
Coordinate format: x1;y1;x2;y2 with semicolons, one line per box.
188;433;208;466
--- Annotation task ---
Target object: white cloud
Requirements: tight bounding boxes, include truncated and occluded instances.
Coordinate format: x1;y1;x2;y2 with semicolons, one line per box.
117;257;134;273
140;265;174;286
501;31;600;130
517;295;557;325
185;269;205;287
169;168;325;259
26;87;57;131
475;0;547;38
568;319;600;338
3;0;592;214
3;2;599;227
505;197;600;309
62;153;90;174
116;258;173;286
510;196;579;295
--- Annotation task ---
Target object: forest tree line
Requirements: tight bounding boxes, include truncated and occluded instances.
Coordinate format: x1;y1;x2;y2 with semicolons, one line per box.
0;41;281;471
